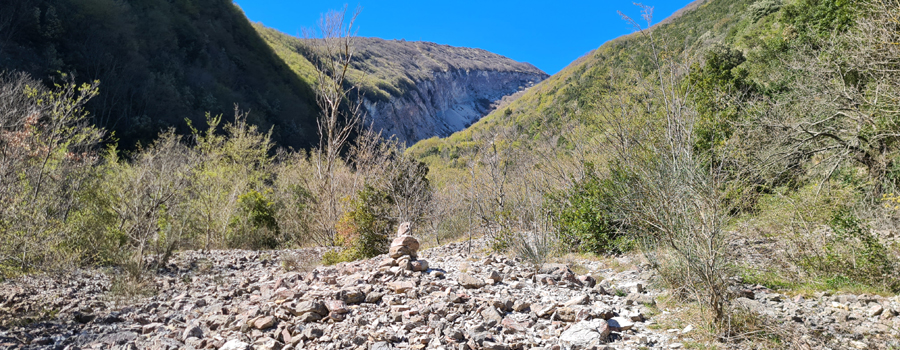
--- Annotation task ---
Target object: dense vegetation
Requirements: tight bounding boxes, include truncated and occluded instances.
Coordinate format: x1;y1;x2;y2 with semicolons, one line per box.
407;0;900;332
0;0;321;149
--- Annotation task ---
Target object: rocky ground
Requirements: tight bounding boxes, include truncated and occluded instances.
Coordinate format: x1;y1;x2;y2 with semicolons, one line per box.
0;236;898;350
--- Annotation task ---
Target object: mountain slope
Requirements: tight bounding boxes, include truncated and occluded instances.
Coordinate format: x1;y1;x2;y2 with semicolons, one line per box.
0;0;544;149
0;0;320;149
409;0;754;165
257;30;549;145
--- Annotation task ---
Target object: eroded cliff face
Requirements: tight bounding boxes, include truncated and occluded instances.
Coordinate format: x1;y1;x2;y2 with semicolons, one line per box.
362;69;546;144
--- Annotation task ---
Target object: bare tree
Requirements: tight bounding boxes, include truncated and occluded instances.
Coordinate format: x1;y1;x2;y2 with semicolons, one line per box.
604;5;733;325
758;0;900;197
303;6;365;246
103;131;196;272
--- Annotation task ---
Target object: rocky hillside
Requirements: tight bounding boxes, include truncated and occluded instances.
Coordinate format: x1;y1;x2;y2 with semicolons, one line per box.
0;0;544;149
257;30;548;145
2;237;899;350
408;0;754;162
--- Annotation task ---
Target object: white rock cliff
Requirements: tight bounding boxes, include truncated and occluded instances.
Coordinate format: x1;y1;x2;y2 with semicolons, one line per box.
363;69;545;144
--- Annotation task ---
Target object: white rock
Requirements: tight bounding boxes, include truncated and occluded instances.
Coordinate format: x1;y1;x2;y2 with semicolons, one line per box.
559;319;610;349
220;339;250;350
609;316;634;331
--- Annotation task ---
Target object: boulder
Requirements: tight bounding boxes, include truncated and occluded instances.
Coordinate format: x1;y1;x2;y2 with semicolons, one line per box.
291;300;327;316
387;281;415;293
559;319;610;349
457;273;486;289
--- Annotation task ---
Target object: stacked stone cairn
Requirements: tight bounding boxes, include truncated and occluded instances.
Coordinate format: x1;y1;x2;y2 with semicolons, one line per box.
378;222;429;272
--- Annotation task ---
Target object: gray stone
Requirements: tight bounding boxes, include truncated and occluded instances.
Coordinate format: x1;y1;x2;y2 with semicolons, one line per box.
564;294;590;307
291;300;327;316
337;289;366;304
252;316;276;330
533;304;556;318
324;300;349;314
370;341;393;350
182;325;203;340
365;292;384;303
869;304;885;317
559;319;610;349
220;339;250;350
488;270;502;283
458;273;486;289
410;260;429;272
387;281;415;293
481;307;504;327
300;327;323;340
512;300;531;312
253;337;282;350
609;316;634;331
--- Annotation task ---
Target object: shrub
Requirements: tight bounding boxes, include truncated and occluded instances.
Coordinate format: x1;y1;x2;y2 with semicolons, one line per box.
272;152;317;246
321;185;395;265
547;163;628;254
0;72;103;277
748;0;782;22
98;131;196;271
799;208;898;292
188;108;274;250
228;189;281;250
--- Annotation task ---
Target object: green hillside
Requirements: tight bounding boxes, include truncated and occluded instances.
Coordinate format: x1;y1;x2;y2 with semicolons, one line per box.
409;0;756;162
0;0;322;149
411;0;899;301
256;26;547;104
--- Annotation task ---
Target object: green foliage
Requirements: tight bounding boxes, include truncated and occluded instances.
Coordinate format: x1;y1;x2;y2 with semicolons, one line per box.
0;0;319;149
323;185;395;265
782;0;856;37
799;209;898;292
687;45;756;155
748;0;783;21
547;164;629;254
228;189;280;250
188;109;274;250
0;72;103;277
320;250;345;266
94;131;196;270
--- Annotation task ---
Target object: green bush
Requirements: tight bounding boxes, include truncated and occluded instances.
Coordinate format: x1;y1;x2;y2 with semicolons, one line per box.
686;45;756;156
322;185;395;265
547;164;629;254
228;189;281;250
783;0;856;37
748;0;782;22
800;209;898;292
0;72;103;277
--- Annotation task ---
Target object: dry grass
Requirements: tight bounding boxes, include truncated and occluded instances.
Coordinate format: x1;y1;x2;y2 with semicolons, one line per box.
650;293;798;350
280;250;322;273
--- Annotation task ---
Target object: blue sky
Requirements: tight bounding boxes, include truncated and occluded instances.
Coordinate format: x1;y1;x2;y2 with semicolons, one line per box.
234;1;696;75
